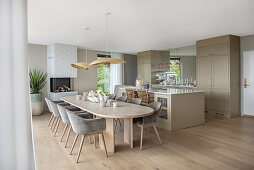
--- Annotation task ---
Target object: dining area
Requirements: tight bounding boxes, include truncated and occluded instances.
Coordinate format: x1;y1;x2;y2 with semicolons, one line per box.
44;91;162;163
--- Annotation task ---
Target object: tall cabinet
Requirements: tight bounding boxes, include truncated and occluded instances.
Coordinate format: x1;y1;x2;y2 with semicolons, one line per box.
196;35;240;117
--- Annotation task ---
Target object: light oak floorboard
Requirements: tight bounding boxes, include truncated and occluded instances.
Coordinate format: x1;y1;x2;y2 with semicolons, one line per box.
33;113;254;170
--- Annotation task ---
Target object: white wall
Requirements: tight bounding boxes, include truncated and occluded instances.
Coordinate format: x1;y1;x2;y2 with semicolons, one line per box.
240;34;254;114
28;44;48;111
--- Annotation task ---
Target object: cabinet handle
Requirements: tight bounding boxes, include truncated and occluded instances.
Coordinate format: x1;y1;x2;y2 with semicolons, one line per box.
211;80;214;87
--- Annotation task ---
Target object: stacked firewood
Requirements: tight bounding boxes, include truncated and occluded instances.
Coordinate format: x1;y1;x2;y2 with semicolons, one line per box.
55;85;71;92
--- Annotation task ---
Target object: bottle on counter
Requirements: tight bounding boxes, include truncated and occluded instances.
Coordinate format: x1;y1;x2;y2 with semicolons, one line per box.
136;75;144;89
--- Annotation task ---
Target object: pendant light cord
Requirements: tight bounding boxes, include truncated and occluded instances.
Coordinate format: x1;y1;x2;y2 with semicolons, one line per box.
85;29;88;62
105;13;111;54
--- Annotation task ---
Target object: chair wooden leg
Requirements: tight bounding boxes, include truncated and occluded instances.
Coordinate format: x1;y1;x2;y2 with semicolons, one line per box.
94;135;97;148
148;127;151;140
54;118;61;137
89;136;92;144
60;124;68;142
48;114;53;127
153;125;162;144
64;125;72;148
50;117;56;130
76;135;85;163
114;118;118;132
140;126;144;150
118;119;122;127
52;117;59;132
70;134;79;155
101;132;108;157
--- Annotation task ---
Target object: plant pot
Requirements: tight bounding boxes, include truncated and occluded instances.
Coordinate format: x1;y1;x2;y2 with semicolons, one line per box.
30;93;43;115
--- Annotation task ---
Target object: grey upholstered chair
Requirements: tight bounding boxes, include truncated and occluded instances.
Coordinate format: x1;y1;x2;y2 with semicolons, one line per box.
66;110;108;163
129;98;143;124
137;102;162;150
48;100;70;133
116;95;127;102
109;94;116;100
129;98;142;105
57;104;93;147
45;97;64;127
113;95;128;131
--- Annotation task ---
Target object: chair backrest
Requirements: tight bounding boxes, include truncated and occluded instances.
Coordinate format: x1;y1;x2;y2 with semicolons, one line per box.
109;94;116;100
125;88;135;101
143;102;161;124
137;89;149;102
129;98;142;105
49;100;69;117
45;97;52;112
116;95;127;102
66;110;105;135
48;100;61;117
57;104;80;125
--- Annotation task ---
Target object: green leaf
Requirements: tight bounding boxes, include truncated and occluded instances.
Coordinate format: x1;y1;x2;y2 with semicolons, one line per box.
29;69;47;94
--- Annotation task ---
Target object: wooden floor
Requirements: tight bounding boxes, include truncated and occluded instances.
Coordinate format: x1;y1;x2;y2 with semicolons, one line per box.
33;113;254;170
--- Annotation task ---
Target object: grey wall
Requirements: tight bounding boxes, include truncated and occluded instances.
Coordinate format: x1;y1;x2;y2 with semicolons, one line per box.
124;54;137;86
73;49;99;94
180;56;196;83
28;44;48;111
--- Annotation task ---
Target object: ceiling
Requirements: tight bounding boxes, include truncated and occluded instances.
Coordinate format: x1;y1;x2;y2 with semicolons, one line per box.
28;0;254;54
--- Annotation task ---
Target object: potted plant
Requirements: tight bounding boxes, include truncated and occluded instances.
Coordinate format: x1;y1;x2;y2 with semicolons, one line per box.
29;69;47;115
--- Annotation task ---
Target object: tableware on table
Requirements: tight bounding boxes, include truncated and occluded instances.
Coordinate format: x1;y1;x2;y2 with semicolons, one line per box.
107;99;112;106
76;95;82;100
113;102;119;108
100;101;106;107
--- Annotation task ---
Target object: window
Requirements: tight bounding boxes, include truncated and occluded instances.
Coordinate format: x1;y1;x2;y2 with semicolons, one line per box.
97;55;110;92
170;58;181;82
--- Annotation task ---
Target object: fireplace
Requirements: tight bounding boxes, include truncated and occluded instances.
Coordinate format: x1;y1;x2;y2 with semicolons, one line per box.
50;78;71;93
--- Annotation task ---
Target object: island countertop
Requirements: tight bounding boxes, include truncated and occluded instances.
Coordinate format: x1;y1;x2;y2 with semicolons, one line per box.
120;87;202;95
147;88;202;95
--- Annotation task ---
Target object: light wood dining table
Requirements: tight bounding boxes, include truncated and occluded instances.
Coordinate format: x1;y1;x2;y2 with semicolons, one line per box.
61;96;154;153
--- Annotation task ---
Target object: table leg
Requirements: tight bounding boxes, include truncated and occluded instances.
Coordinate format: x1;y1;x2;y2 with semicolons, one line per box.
99;118;115;153
124;118;133;148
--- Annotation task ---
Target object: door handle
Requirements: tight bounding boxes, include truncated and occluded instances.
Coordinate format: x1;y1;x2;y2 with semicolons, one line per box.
244;78;250;88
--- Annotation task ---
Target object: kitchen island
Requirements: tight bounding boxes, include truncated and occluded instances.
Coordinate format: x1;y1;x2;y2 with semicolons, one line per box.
120;87;205;131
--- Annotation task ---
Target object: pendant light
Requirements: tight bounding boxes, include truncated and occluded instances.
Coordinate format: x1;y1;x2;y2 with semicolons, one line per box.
89;13;126;66
71;28;99;70
175;48;181;67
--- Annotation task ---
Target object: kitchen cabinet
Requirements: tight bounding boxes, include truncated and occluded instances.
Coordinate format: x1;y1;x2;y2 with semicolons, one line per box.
137;50;170;84
196;35;240;117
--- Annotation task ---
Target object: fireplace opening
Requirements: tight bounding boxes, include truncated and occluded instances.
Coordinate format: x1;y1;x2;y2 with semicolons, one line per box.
50;78;72;93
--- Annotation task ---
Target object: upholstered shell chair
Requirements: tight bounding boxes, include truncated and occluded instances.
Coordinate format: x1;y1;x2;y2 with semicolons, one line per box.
66;110;108;163
45;97;64;127
109;94;116;100
113;95;128;130
129;98;142;105
116;95;127;102
57;104;93;147
137;102;162;150
128;98;143;124
48;100;70;134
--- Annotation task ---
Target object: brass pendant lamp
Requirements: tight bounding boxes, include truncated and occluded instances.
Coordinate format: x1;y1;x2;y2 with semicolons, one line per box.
89;13;126;66
71;28;99;70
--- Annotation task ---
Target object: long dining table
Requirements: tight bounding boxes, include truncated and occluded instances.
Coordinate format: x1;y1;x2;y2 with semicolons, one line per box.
61;96;154;153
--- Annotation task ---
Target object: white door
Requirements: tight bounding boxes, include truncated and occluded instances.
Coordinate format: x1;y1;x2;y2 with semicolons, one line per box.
242;51;254;116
